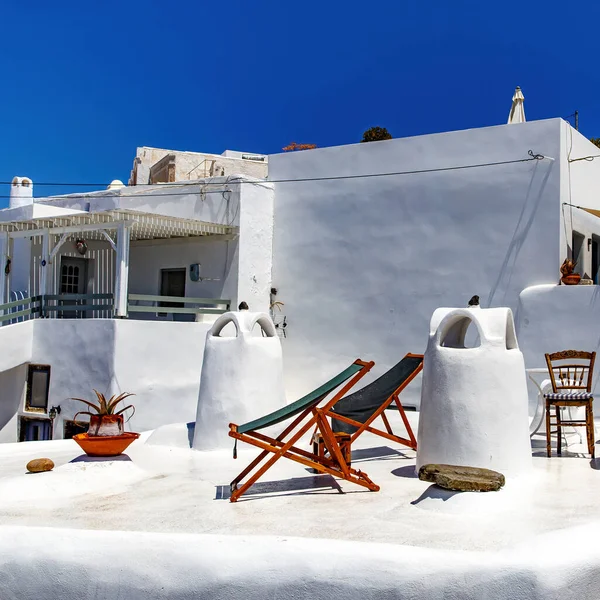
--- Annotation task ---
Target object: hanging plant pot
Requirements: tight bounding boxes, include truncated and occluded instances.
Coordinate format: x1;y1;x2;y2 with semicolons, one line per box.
561;274;581;286
75;239;88;256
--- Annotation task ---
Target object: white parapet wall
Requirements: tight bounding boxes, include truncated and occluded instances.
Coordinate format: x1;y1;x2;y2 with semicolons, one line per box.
0;319;33;373
3;525;600;599
0;319;213;442
517;284;600;381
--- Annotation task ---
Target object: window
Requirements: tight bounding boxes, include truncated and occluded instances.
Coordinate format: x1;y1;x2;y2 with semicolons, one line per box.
572;231;585;275
25;364;51;413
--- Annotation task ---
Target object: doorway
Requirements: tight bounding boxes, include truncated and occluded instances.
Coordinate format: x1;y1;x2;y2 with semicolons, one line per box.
159;268;191;321
19;417;52;442
592;236;600;284
59;256;89;318
572;231;585;275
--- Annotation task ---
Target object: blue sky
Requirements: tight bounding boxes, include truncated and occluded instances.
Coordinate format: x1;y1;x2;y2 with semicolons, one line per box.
1;1;599;204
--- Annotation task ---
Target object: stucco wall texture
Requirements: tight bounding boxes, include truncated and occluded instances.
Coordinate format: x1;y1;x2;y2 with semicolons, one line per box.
269;118;600;406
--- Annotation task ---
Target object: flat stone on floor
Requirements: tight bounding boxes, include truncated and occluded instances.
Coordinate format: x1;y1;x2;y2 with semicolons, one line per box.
418;463;505;492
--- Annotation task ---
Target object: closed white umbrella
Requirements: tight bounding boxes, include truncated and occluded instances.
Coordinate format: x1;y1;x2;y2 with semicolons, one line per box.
508;86;526;124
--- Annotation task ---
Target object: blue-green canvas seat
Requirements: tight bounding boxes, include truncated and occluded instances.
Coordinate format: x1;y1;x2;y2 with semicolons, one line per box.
330;353;423;450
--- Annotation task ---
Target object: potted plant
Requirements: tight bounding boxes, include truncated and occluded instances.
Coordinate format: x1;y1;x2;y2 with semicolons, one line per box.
70;391;139;457
72;391;135;436
560;259;581;285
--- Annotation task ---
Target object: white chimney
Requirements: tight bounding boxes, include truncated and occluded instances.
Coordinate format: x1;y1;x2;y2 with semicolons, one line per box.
10;177;33;208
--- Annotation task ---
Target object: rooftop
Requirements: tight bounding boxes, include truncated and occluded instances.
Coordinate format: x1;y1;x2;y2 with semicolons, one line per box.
0;413;598;553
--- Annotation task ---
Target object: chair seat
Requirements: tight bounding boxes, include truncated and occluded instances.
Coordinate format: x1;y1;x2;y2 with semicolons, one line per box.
544;392;593;400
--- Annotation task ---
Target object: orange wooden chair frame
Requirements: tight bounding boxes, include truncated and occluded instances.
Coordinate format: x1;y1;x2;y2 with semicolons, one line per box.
228;359;379;502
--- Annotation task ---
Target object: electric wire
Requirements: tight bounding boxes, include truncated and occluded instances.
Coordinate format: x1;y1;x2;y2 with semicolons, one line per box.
0;150;549;200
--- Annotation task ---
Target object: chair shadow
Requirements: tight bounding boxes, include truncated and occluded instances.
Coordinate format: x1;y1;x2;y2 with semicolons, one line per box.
533;449;591;459
70;454;132;463
530;437;548;449
215;474;343;501
391;465;418;479
351;446;410;463
302;446;410;473
411;484;461;506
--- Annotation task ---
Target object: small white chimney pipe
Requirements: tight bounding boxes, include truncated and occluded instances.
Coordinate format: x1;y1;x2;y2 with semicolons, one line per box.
10;177;33;208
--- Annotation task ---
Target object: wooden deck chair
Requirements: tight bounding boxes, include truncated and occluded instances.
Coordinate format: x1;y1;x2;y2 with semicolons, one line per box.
228;359;379;502
330;353;423;450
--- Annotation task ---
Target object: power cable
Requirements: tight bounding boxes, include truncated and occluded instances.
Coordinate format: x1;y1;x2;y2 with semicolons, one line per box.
0;150;550;200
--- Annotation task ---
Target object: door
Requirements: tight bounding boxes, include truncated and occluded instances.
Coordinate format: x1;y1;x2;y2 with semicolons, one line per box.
59;257;89;318
19;417;52;442
159;268;191;322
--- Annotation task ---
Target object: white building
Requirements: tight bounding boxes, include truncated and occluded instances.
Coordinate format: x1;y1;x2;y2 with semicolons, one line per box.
2;117;600;442
129;146;268;185
269;118;600;408
0;174;274;442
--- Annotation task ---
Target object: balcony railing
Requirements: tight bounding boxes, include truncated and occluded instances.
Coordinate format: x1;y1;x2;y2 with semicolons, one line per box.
0;293;231;324
0;295;42;324
43;293;114;318
127;294;230;317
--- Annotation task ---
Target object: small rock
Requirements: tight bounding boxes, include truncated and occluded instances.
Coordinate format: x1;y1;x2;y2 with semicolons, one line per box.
26;458;55;473
418;463;505;492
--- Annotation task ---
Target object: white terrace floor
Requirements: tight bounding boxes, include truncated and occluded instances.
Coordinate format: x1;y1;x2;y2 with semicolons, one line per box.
0;412;599;553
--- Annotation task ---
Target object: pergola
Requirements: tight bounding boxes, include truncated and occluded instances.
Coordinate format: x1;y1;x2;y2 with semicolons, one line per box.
0;209;237;317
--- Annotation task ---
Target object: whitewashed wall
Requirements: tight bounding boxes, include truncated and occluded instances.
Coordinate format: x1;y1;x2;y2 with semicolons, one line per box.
517;285;600;388
34;319;211;437
270;119;564;406
236;180;275;314
112;320;209;432
0;365;27;443
0;318;212;442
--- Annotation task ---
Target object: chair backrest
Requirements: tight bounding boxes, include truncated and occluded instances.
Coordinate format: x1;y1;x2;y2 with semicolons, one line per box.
237;361;367;434
545;350;596;393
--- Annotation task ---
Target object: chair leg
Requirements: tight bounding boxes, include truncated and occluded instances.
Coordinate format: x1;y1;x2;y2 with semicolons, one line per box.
556;405;562;456
587;402;595;458
545;402;552;458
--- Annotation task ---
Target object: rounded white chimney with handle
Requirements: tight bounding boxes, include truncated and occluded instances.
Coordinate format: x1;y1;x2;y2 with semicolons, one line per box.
192;310;286;450
416;306;532;477
10;177;33;208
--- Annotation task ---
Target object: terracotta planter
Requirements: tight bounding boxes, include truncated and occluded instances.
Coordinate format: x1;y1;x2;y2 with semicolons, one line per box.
561;274;581;286
73;432;140;457
88;414;124;437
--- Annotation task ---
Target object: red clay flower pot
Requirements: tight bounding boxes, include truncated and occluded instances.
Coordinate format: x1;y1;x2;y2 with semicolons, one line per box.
561;274;581;286
73;432;140;457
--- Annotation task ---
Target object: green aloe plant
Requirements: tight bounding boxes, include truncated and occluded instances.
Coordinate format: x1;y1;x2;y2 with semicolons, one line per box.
72;390;135;421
